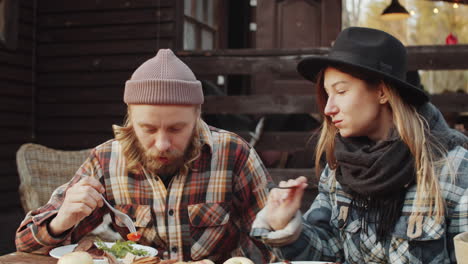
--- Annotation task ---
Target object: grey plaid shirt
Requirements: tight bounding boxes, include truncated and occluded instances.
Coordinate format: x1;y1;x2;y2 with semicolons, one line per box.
254;146;468;263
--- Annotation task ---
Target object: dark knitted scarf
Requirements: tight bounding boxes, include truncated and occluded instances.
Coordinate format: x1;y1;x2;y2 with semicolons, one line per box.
334;103;467;240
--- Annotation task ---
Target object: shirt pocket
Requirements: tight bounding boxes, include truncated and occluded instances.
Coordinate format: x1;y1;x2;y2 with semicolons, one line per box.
391;216;448;264
187;202;230;260
188;202;230;227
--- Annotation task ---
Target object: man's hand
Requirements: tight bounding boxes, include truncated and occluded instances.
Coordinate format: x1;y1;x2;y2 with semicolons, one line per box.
264;176;308;230
49;177;105;236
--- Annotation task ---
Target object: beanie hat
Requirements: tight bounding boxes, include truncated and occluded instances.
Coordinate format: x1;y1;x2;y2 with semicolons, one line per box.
124;49;204;105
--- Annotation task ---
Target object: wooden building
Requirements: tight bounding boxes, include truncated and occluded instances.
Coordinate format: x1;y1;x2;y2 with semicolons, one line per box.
0;0;466;254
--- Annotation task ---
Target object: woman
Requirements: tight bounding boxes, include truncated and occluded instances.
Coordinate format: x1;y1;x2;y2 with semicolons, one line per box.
251;27;468;263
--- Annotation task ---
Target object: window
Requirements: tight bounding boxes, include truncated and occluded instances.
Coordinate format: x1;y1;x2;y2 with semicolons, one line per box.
0;0;19;50
183;0;220;50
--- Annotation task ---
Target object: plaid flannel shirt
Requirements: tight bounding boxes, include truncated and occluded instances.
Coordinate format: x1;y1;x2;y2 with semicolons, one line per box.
16;121;274;263
253;146;468;264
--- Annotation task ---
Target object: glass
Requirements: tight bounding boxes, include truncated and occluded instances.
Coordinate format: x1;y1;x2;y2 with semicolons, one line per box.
184;0;192;16
201;29;214;50
184;21;196;50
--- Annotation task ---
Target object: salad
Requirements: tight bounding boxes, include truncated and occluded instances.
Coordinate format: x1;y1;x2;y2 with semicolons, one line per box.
95;240;149;259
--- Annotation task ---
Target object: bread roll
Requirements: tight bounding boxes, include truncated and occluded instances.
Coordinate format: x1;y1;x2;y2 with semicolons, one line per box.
193;260;215;264
223;257;254;264
57;251;94;264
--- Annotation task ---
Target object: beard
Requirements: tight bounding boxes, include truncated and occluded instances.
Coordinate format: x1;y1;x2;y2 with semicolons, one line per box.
143;147;186;176
135;129;196;176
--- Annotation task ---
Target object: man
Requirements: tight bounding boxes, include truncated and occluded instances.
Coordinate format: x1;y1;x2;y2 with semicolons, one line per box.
15;49;273;263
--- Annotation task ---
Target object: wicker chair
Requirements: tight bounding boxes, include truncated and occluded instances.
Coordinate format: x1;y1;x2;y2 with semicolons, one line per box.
16;143;91;213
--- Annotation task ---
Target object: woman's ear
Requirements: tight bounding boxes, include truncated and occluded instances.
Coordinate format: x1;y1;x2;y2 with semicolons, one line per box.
377;82;389;104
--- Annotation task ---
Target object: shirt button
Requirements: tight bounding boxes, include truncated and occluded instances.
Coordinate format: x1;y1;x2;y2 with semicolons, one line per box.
171;246;178;253
168;209;174;216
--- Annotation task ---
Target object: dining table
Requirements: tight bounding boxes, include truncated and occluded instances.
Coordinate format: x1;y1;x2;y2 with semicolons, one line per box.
0;252;57;264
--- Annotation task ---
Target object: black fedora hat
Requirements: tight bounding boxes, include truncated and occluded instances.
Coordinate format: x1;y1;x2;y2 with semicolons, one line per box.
297;27;429;106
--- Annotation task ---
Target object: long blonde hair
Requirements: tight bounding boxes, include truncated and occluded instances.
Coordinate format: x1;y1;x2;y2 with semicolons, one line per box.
113;106;203;176
314;66;446;221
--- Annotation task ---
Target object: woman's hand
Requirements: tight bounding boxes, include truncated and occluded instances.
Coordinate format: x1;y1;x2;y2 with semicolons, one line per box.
264;176;308;230
49;177;105;236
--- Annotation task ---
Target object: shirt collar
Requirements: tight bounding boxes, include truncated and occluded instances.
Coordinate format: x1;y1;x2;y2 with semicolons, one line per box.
198;119;214;153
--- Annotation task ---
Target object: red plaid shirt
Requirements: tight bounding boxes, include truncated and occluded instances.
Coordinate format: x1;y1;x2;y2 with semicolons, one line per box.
16;121;274;263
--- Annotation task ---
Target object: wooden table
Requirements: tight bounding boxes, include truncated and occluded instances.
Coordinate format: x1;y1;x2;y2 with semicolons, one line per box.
0;252;57;264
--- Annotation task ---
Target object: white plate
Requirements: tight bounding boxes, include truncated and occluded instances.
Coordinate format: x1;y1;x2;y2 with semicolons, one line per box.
49;242;158;264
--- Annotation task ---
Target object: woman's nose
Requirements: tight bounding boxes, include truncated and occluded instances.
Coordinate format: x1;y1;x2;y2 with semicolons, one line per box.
324;96;338;116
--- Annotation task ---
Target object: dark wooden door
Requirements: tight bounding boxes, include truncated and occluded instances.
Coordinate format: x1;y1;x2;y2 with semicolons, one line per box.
254;0;342;94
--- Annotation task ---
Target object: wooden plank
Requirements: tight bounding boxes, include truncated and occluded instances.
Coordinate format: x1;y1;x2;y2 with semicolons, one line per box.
176;45;467;58
38;103;126;117
0;191;22;208
0;64;32;83
39;0;173;13
20;0;34;9
0;97;32;114
272;80;314;95
38;23;175;43
0;81;32;97
39;86;124;103
37;45;468;73
37;133;114;150
0;173;20;192
430;93;468;113
0;159;18;174
39;56;296;74
182;56;298;75
36;94;468;115
18;22;33;40
407;45;468;70
38;54;153;72
0;129;31;143
12;37;34;53
37;117;122;133
38;39;173;57
236;131;317;151
19;6;34;24
0;144;24;159
203;95;317;114
39;8;175;28
0;113;32;128
38;71;132;87
36;96;314;115
0;50;32;67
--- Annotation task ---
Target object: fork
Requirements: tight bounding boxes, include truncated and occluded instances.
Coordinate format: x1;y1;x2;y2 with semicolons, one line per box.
273;186;299;190
267;182;299;190
100;194;137;234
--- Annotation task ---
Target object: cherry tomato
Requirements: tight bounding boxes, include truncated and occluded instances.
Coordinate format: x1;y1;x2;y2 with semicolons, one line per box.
127;232;141;241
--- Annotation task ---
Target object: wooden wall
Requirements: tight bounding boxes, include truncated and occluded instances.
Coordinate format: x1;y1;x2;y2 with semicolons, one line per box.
35;0;179;150
0;0;35;254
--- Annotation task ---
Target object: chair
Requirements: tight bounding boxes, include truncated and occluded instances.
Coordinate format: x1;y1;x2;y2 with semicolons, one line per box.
16;143;91;213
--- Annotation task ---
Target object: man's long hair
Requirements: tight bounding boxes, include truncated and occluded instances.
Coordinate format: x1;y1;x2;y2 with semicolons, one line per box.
113;106;202;176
